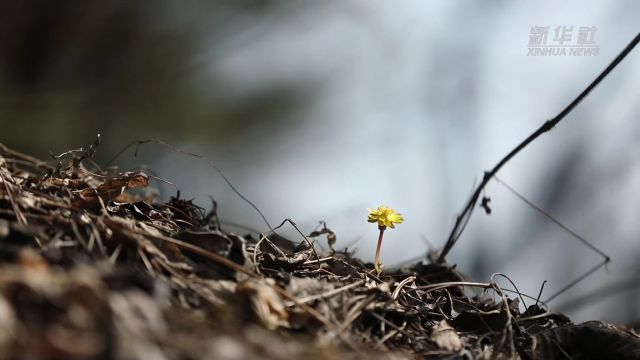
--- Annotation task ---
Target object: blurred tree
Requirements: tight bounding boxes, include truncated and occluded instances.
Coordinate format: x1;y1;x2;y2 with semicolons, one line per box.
0;0;304;162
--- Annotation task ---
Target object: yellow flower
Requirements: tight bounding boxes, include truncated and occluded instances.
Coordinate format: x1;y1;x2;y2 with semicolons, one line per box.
367;205;404;229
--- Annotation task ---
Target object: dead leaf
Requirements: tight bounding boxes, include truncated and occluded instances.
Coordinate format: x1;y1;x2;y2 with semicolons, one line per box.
236;278;289;330
432;320;462;352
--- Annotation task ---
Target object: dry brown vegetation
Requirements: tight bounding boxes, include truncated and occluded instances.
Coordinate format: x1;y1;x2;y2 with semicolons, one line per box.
0;140;639;360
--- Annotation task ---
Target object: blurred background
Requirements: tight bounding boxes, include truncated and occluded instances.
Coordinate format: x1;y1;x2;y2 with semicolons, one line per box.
1;1;639;324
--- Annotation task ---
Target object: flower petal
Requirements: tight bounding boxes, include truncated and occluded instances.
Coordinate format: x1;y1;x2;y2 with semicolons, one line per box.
367;205;404;230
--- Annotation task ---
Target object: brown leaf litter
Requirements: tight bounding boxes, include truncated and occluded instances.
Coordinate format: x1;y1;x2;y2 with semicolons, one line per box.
0;141;639;360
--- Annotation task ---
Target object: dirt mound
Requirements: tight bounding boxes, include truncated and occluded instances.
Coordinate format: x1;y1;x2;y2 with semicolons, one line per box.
0;142;638;359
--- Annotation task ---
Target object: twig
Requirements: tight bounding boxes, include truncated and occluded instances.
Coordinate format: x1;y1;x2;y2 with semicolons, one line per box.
391;275;416;300
369;312;413;344
126;225;253;276
112;222;364;353
303;256;334;265
108;140;322;267
337;294;377;334
494;176;613;303
535;280;547;308
0;143;51;168
555;276;640;312
0;173;27;225
284;280;365;306
109;243;123;264
490;273;528;310
272;218;322;267
494;175;610;261
252;233;270;275
490;281;517;355
437;32;640;263
545;259;609;303
407;280;551;312
106;139;274;232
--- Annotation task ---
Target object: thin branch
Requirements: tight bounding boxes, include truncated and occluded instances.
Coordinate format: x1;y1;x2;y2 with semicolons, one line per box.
490;272;528;310
555;276;640;312
545;259;609;303
437;32;640;263
493;176;610;261
272;218;322;267
106;139;274;232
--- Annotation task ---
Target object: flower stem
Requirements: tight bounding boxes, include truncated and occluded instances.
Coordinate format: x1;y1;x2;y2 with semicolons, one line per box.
374;226;385;274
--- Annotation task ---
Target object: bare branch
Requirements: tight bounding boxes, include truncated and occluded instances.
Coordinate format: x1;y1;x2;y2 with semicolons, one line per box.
437;32;640;263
